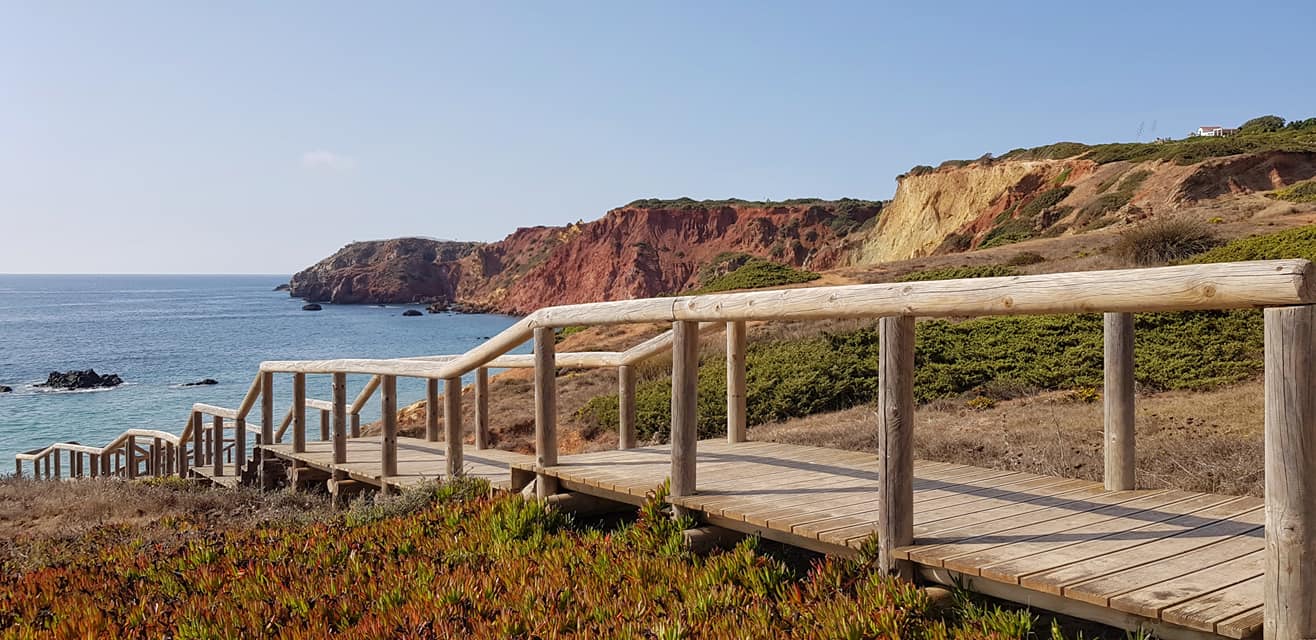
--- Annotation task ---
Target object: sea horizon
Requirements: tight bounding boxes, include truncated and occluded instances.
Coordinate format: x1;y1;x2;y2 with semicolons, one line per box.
0;273;527;464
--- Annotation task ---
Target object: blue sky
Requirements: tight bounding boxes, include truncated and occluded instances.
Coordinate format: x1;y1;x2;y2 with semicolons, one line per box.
2;1;1314;274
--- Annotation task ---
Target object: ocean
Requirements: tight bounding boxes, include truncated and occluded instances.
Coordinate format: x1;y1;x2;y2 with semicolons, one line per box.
0;275;526;466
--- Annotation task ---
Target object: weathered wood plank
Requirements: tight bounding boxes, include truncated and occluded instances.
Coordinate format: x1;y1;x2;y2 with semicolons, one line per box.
726;320;747;444
670;320;699;508
878;315;915;578
1263;304;1316;640
1104;312;1136;491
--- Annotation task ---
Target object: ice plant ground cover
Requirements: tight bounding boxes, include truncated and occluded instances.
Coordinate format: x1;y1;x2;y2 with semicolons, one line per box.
0;477;1102;639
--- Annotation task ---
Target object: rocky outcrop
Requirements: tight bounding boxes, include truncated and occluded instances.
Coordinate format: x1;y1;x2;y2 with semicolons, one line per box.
0;385;11;393
302;303;323;311
181;379;218;387
289;238;482;304
289;201;879;313
37;370;123;390
852;151;1316;264
273;284;290;292
401;309;423;317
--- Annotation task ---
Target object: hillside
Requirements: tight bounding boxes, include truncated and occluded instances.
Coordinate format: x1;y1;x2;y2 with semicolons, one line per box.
289;199;880;313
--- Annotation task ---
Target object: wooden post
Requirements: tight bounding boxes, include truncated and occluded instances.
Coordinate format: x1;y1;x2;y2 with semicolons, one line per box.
13;458;20;478
332;372;347;465
727;320;747;444
212;417;224;476
233;418;246;474
426;378;440;442
319;409;330;442
474;367;489;450
381;375;398;478
259;371;274;486
192;410;204;470
101;451;111;477
54;449;63;479
90;453;99;478
877;315;915;580
1104;312;1136;491
445;377;463;477
533;327;558;498
74;452;83;478
670;320;699;511
293;373;307;454
350;413;360;438
129;436;140;479
165;443;174;476
618;364;636;450
1264;305;1316;640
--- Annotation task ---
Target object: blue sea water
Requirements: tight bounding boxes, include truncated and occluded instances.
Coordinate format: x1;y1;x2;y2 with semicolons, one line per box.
0;275;526;466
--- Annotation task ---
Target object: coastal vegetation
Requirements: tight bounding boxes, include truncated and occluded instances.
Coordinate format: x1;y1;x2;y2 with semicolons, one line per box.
689;255;820;294
1269;179;1316;203
896;265;1017;282
0;477;1064;639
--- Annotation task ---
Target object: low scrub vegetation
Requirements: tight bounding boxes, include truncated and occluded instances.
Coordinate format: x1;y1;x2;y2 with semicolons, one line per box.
897;265;1017;282
1114;218;1220;265
1185;224;1316;264
689;257;819;294
1269;179;1316;203
0;478;1064;639
1076;169;1152;226
579;310;1263;442
997;114;1316;166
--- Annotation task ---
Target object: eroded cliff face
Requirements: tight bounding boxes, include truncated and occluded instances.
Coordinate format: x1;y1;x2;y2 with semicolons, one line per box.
852;151;1316;264
289;201;879;312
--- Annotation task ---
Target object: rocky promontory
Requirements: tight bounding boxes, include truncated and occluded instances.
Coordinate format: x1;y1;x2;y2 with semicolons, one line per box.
37;370;123;391
288;200;880;314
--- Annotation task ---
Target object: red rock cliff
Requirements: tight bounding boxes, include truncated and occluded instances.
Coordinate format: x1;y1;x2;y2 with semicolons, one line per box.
288;200;880;313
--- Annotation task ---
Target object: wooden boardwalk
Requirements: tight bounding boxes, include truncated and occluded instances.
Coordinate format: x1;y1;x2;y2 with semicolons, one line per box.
262;436;532;490
515;440;1263;640
261;437;1264;638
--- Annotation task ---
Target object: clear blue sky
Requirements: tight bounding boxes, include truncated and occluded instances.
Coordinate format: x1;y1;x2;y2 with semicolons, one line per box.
3;1;1314;274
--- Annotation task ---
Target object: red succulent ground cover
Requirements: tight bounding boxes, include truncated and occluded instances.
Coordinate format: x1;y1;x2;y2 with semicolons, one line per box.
0;479;1050;639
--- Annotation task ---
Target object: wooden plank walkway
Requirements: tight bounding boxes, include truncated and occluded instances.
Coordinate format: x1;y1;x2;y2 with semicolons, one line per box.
511;440;1265;640
262;436;531;490
191;465;243;488
258;436;1264;638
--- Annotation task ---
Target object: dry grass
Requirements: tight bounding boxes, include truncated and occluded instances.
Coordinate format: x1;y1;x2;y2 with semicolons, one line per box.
752;380;1265;497
1113;217;1220;265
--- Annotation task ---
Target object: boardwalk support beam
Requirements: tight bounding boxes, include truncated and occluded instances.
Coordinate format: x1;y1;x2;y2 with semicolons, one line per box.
727;320;747;444
445;377;464;477
1104;312;1136;491
474;367;489;450
381;375;398;479
877;315;915;580
618;364;636;450
534;327;559;498
332;372;347;466
671;320;700;515
426;378;440;442
1263;304;1316;640
292;373;307;454
260;372;274;488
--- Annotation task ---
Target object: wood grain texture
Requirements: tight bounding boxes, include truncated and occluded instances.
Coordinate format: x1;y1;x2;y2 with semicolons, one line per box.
726;320;747;444
445;377;463;477
425;378;440;443
380;375;398;477
878;316;915;579
670;321;700;502
534;327;558;498
292;373;307;454
332;372;347;465
1264;304;1316;640
1104;312;1136;491
260;371;274;482
618;364;636;450
474;367;489;450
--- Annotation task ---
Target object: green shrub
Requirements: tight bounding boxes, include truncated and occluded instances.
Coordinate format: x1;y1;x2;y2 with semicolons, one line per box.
578;311;1264;442
897;265;1017;282
1185;224;1316;264
1077;169;1152;222
1017;186;1075;220
689;257;819;294
1114;218;1220;265
1007;251;1046;266
1240;115;1286;134
999;142;1090;161
556;325;588;342
1269;180;1316;203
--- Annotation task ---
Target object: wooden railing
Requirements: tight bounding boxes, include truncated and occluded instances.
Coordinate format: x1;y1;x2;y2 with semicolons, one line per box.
12;259;1316;639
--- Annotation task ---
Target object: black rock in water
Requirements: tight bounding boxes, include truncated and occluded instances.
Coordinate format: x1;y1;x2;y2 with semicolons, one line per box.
181;378;219;387
37;369;123;390
401;309;423;317
273;283;291;292
302;303;323;311
0;385;11;393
